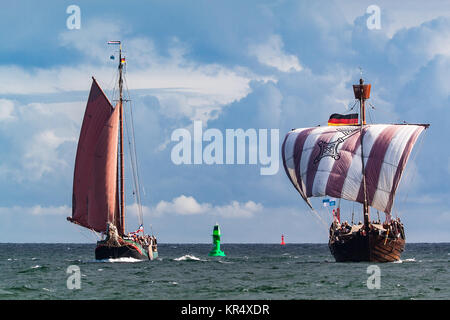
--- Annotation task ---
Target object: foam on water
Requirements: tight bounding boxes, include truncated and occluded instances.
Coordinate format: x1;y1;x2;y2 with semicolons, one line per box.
393;258;416;264
173;254;205;261
94;257;143;263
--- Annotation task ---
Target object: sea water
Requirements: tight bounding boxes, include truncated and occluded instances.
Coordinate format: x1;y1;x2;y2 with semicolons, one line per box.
0;243;448;300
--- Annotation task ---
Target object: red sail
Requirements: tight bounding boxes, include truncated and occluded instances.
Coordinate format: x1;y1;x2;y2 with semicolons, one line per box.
87;102;120;232
69;78;119;233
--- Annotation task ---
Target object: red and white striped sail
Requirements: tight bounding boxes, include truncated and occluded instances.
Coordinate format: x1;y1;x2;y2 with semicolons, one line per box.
282;124;426;214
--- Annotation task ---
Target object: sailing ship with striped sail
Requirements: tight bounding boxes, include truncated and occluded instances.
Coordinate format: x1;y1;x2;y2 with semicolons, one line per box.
67;41;158;260
282;77;429;262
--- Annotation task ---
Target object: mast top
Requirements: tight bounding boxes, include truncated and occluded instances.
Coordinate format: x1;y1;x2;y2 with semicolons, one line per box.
108;40;124;69
352;78;371;101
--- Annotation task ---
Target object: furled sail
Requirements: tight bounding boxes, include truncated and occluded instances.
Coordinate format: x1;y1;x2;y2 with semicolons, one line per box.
69;78;120;233
282;124;426;214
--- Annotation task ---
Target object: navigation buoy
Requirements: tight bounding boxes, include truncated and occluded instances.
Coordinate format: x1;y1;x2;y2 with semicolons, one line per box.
208;224;226;256
281;234;286;245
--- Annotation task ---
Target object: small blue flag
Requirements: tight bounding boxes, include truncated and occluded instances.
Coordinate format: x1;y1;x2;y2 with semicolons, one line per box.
323;198;336;207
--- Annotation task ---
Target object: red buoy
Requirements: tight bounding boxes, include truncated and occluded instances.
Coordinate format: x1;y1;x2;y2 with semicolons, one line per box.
281;234;286;245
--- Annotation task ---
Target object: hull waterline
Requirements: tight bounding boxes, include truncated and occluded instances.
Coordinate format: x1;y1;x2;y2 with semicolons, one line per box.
329;231;405;262
95;241;158;261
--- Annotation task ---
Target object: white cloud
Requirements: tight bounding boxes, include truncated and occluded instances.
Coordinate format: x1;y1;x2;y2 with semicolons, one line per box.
0;99;15;121
0;64;109;95
0;99;81;182
336;0;450;38
59;19;126;63
26;101;85;125
155;195;211;215
0;28;263;125
22;130;76;180
211;200;263;218
152;195;263;218
248;34;303;72
131;63;257;123
0;205;71;216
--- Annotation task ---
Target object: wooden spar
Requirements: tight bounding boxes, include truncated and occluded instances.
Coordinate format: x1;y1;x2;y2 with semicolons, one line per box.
354;78;371;232
118;43;125;235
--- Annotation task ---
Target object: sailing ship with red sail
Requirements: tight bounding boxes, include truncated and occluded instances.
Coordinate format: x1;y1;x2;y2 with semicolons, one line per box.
282;77;429;262
67;41;158;260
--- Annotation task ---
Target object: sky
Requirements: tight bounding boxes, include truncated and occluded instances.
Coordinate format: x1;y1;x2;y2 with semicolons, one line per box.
0;0;449;243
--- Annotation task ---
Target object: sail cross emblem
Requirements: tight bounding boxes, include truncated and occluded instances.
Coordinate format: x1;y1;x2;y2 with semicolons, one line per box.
314;128;359;164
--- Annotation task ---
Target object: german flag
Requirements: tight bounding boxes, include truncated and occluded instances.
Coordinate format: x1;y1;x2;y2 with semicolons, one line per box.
328;113;359;126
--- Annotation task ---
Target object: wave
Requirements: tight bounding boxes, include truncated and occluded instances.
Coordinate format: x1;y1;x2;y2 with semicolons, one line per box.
94;257;143;263
0;289;14;296
173;254;205;261
393;258;416;264
18;265;48;273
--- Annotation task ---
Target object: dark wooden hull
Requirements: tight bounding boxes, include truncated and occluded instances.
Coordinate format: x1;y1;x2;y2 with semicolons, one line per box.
329;232;405;262
95;242;157;261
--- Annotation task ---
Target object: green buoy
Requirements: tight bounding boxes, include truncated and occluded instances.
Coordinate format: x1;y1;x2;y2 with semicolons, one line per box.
208;224;226;257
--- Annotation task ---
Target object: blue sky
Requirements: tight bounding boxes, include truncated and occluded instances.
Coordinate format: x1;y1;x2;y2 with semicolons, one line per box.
0;0;449;243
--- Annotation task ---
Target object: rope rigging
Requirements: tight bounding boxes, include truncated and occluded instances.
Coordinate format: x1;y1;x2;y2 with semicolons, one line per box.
108;52;146;233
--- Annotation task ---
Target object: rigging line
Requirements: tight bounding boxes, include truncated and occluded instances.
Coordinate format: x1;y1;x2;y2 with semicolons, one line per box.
397;129;427;211
367;103;375;124
317;205;329;224
123;81;142;193
123;76;145;227
74;224;100;242
347;100;358;112
123;102;144;226
368;102;403;123
111;71;119;103
308;205;329;231
129;106;145;220
351;201;355;224
107;68;119;99
124;76;145;204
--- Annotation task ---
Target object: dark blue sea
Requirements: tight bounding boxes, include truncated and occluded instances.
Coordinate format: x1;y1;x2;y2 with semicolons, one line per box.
0;243;448;300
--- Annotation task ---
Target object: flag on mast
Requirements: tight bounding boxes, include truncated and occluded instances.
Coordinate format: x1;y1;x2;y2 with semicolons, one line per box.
323;198;336;207
328;113;359;126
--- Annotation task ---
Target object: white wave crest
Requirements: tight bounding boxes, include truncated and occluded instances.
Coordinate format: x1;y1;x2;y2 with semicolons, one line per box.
393;258;416;264
173;254;205;261
95;257;143;263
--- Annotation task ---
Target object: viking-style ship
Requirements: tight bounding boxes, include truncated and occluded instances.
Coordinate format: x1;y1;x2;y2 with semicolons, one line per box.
67;41;158;260
282;77;429;262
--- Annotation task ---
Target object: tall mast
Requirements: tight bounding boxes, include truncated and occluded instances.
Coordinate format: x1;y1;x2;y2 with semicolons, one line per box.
118;43;125;235
353;77;371;232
